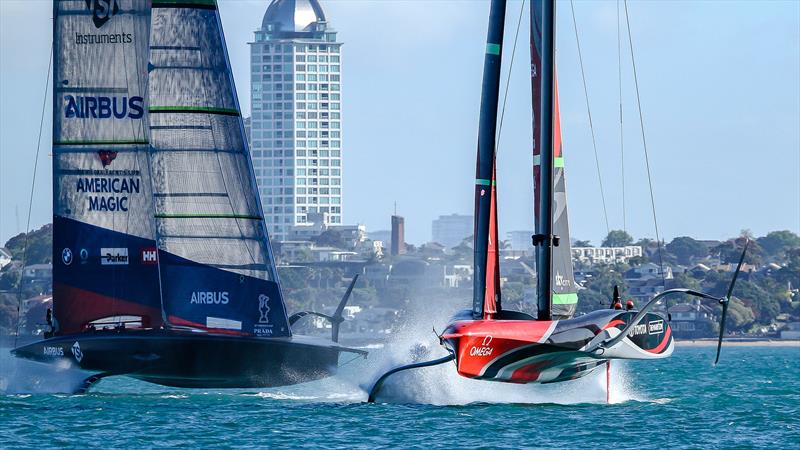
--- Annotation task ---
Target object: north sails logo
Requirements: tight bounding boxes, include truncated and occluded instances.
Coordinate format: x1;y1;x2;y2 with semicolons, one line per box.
85;0;120;28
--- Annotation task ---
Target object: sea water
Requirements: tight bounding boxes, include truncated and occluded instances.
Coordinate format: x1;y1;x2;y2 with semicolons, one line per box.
1;344;798;448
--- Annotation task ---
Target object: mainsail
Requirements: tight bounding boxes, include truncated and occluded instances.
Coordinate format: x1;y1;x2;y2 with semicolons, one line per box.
53;0;290;337
53;0;161;334
147;0;289;337
531;0;577;319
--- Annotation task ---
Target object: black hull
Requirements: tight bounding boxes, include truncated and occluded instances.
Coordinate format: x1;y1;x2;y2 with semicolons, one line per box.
12;330;363;388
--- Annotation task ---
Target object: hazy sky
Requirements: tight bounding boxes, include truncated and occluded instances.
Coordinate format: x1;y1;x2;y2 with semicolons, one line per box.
1;0;798;246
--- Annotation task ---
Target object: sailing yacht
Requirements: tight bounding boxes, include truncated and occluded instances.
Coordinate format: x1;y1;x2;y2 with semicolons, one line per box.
369;0;744;401
13;0;365;391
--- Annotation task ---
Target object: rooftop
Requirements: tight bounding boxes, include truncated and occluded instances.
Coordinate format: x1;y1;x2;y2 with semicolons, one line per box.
261;0;327;37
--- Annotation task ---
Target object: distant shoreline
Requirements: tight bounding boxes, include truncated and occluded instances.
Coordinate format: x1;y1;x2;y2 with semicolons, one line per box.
675;339;800;347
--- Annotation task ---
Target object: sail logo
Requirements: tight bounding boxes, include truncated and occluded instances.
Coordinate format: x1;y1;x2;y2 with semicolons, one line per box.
258;295;271;324
190;291;230;305
648;320;665;335
62;248;73;266
64;95;144;120
98;151;117;167
77;176;140;212
555;272;571;288
100;248;128;265
141;248;158;265
84;0;120;28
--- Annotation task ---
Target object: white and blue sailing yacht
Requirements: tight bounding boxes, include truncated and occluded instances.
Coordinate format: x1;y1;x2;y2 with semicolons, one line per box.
14;0;364;391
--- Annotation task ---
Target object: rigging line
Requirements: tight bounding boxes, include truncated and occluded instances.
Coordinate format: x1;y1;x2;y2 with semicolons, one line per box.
623;0;666;286
14;43;53;348
495;0;525;153
569;0;610;235
617;0;626;233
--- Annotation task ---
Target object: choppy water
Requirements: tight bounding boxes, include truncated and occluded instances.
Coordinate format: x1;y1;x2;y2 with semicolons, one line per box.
2;344;798;448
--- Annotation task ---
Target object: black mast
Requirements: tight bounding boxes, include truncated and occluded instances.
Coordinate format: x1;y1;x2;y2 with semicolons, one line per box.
472;0;507;319
534;0;556;321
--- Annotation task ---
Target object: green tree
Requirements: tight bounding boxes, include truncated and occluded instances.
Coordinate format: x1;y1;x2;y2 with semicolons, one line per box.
573;239;592;247
4;224;53;265
601;230;634;248
757;230;800;259
666;236;708;265
712;238;763;265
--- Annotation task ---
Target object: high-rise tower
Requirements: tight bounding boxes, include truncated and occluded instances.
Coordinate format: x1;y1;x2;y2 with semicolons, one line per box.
250;0;343;241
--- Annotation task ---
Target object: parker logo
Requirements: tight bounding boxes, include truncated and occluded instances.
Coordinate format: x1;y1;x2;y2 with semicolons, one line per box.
100;247;128;265
85;0;120;28
141;247;158;265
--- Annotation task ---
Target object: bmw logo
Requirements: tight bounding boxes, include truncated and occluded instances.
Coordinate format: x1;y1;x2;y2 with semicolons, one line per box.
62;248;73;265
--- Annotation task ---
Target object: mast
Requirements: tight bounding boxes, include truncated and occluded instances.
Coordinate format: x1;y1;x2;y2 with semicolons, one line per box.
472;0;507;320
533;0;556;321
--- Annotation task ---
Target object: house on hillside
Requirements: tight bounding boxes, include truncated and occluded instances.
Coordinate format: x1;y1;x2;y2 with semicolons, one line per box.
23;263;52;282
624;263;673;281
668;300;717;339
0;248;12;270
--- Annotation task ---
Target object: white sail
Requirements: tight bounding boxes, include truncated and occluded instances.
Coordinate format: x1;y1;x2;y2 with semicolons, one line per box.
147;0;290;336
53;0;162;335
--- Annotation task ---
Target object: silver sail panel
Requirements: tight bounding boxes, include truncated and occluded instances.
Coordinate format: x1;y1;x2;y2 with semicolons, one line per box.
52;0;161;335
148;0;290;337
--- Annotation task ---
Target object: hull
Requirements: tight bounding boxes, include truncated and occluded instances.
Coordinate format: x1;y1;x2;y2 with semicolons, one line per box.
12;330;361;388
442;309;673;384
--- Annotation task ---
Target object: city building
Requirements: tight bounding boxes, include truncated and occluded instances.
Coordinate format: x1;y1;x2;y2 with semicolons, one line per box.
391;215;406;256
507;230;534;255
432;214;473;248
572;245;643;265
249;0;344;241
0;247;11;270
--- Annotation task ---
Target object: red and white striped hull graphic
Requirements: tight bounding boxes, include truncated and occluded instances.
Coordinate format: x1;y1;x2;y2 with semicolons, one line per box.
442;309;673;384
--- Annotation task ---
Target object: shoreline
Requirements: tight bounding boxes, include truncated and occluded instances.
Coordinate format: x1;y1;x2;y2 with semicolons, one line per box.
675;339;800;347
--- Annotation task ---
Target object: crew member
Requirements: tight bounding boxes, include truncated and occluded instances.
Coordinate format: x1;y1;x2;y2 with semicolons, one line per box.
45;307;53;339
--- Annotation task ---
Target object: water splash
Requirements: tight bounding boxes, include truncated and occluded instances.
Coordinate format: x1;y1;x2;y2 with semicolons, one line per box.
355;300;645;405
0;348;89;394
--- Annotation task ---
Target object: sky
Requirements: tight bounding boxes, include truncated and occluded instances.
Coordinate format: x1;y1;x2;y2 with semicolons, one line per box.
1;0;798;247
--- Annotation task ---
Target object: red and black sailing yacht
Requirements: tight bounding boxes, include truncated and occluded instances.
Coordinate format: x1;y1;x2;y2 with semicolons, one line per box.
369;0;745;402
13;0;365;392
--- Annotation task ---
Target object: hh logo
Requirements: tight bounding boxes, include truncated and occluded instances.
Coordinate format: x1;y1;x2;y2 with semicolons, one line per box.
141;247;158;265
85;0;120;28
